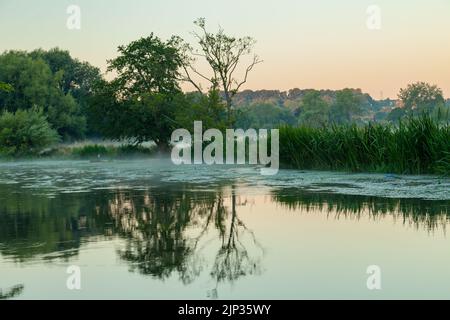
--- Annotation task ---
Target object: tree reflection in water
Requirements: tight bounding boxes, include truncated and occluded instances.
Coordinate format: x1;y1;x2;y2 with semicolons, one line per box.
272;188;450;231
0;182;265;298
0;284;24;300
106;185;264;296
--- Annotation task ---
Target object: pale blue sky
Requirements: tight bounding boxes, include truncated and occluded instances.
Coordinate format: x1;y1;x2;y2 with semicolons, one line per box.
1;0;449;98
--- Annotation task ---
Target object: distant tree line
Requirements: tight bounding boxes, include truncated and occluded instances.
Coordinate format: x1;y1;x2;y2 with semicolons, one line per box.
237;84;449;129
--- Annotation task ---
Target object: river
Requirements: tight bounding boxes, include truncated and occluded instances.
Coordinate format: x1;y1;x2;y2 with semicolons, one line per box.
0;160;449;299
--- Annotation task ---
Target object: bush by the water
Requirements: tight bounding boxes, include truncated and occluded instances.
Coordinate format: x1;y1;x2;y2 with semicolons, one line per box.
0;108;59;156
279;115;450;175
67;143;155;159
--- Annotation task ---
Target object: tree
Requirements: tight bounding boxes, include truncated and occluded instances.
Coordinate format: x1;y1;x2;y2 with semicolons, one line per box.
175;90;228;132
108;34;185;98
93;35;188;150
90;83;188;150
297;90;330;127
30;48;102;96
329;89;362;124
88;80;125;140
30;48;103;134
0;51;87;140
0;51;53;112
183;18;262;125
399;82;445;114
122;93;186;148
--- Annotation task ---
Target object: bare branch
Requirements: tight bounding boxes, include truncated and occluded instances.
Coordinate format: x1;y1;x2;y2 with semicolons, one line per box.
234;55;262;94
182;65;203;93
187;18;262;120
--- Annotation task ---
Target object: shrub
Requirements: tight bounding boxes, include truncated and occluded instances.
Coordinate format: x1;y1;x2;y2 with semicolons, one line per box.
69;143;155;159
71;144;112;158
0;108;59;156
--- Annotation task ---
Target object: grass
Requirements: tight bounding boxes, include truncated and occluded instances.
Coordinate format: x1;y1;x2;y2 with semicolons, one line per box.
279;115;450;175
38;142;157;160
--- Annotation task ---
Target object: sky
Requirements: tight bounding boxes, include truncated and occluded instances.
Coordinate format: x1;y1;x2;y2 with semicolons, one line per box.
1;0;449;98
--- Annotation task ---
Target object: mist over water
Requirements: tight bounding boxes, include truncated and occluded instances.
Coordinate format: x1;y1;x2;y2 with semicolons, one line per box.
0;159;448;199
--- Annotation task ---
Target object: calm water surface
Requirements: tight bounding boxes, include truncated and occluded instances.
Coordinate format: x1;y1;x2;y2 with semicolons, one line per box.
0;160;449;299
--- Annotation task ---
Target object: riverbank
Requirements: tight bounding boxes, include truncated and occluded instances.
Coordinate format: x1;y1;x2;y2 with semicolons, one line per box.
1;116;449;176
0;141;157;161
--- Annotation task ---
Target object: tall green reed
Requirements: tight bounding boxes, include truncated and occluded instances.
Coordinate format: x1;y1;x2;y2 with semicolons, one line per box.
279;115;450;175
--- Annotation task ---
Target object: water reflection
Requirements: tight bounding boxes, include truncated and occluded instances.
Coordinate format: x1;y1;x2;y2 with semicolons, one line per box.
0;181;449;299
272;188;450;231
109;185;263;292
0;183;265;297
0;183;111;262
0;284;24;300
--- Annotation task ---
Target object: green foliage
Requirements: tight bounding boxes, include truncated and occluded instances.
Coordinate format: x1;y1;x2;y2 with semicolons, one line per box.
236;103;296;129
399;82;445;114
279;115;450;175
123;93;185;148
30;48;101;96
430;104;450;123
175;90;228;132
0;81;13;93
115;144;155;157
0;50;89;140
388;83;449;123
71;144;111;158
0;108;59;156
386;107;406;122
297;90;330;127
107;34;185;97
0;51;53;111
90;35;188;151
187;18;261;126
90;80;186;149
329;88;362;124
88;80;123;138
91;35;231;150
30;48;102;135
47;143;155;159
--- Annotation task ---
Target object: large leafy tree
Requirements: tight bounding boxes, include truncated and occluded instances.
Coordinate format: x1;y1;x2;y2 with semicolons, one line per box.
0;51;53;111
399;82;445;114
92;35;187;150
108;34;185;97
30;48;103;135
0;51;88;140
30;48;101;96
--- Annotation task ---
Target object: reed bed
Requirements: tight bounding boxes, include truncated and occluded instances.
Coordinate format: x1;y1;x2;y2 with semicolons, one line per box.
279;115;450;175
